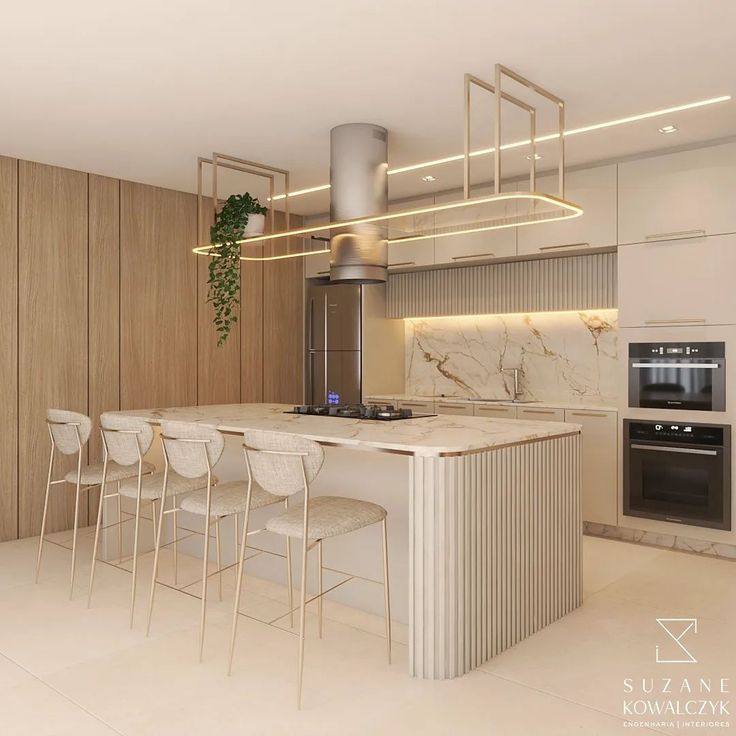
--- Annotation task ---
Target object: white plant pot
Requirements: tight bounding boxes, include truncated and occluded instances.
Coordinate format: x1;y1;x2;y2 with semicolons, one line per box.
244;213;266;236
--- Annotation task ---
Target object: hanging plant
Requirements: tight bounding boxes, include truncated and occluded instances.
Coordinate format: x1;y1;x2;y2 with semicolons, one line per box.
207;193;267;345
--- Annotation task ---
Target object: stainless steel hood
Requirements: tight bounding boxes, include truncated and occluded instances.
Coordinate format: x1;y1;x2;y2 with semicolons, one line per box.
328;123;388;283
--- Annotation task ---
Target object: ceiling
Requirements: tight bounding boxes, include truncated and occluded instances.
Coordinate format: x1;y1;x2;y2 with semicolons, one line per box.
2;0;735;215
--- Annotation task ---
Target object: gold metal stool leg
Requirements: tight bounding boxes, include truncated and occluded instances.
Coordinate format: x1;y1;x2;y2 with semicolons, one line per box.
317;540;323;639
227;483;253;676
146;470;168;637
87;464;109;608
381;518;392;665
35;444;54;584
129;468;144;627
68;452;83;601
215;518;222;602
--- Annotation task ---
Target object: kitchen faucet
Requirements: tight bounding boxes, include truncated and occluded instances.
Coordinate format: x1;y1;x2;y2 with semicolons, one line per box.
502;367;524;400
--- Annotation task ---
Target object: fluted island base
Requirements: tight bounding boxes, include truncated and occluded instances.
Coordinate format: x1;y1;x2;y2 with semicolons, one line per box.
409;433;582;679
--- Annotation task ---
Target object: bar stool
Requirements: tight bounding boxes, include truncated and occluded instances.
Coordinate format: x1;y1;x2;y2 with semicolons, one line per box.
228;429;391;709
35;409;155;599
87;413;214;626
145;420;291;662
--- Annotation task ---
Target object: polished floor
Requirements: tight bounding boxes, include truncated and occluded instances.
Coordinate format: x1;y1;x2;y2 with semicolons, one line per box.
0;530;734;735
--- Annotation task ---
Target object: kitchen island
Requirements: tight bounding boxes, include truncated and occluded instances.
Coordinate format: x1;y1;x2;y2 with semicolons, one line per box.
116;403;582;680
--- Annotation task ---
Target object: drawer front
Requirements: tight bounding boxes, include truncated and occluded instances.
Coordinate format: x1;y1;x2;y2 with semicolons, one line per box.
398;400;435;414
473;404;517;419
516;406;565;422
435;401;474;416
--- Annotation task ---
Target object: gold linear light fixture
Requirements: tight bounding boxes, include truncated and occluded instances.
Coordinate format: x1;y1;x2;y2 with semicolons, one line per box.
268;94;731;199
194;63;586;263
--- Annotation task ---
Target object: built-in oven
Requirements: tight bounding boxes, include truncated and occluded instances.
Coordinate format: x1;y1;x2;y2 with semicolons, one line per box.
624;420;731;530
628;342;725;411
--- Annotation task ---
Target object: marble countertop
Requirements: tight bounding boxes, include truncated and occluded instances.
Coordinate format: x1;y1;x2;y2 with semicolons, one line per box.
115;403;581;457
365;394;618;412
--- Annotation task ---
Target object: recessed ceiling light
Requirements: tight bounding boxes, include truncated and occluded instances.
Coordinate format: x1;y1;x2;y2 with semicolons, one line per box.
658;124;679;134
526;153;543;160
421;174;437;182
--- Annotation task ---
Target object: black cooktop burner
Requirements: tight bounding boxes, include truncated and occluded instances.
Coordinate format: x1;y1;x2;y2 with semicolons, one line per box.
287;404;435;421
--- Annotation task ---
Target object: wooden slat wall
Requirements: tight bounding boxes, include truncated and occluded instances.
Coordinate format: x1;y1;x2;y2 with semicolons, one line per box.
197;198;241;405
387;251;617;318
263;214;304;403
18;161;89;537
88;175;120;520
0;160;304;540
120;182;198;410
0;157;18;542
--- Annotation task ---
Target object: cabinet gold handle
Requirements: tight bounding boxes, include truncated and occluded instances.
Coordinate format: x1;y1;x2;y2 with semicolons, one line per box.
644;229;706;242
451;252;495;261
389;261;417;268
401;402;431;407
316;270;329;275
539;242;590;251
569;411;609;418
521;409;557;415
643;318;706;325
438;404;467;409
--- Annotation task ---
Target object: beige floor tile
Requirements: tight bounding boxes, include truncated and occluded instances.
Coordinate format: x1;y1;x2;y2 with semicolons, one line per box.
0;677;120;735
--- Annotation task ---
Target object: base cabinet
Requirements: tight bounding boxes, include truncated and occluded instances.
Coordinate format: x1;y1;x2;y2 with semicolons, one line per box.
473;403;517;420
435;400;474;416
565;409;617;526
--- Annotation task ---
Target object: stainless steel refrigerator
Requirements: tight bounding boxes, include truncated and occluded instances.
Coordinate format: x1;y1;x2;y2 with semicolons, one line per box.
305;283;362;405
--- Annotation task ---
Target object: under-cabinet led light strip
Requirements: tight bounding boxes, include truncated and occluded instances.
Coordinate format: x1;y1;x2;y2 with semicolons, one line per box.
267;95;731;200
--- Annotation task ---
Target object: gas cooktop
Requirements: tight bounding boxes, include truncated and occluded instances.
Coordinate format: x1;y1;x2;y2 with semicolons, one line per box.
287;404;435;421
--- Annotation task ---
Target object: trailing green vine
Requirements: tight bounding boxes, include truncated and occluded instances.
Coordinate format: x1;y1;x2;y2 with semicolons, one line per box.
207;193;267;345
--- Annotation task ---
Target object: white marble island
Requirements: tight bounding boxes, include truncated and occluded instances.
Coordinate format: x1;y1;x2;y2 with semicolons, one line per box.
118;403;583;680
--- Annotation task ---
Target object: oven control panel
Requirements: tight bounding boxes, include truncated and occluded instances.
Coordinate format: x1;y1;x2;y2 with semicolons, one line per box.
626;420;728;446
629;341;725;359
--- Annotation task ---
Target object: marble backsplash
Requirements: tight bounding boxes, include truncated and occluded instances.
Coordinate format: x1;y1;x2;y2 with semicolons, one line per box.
404;310;619;405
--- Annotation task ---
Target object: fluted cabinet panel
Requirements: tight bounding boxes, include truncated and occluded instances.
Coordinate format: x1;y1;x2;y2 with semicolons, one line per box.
409;433;582;679
0;157;18;541
388;252;616;318
120;182;198;410
88;175;120;521
18;161;89;537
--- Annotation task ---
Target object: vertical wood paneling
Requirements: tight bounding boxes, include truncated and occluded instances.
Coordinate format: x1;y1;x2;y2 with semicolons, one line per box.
0;157;18;541
387;251;617;317
409;433;582;679
88;174;120;520
120;182;197;409
197;198;241;405
241;248;263;402
18;161;88;537
263;213;304;403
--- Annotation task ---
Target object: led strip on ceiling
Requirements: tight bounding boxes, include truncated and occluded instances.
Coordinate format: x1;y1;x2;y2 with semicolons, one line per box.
269;95;731;201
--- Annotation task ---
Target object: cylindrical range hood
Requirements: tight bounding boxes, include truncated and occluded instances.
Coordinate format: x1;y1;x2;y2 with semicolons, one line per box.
329;123;388;283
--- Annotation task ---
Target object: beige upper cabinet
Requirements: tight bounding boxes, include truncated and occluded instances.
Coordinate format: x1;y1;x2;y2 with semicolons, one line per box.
388;195;435;269
305;248;330;279
433;184;517;266
618;142;736;245
618;233;736;327
564;409;617;526
517;164;617;255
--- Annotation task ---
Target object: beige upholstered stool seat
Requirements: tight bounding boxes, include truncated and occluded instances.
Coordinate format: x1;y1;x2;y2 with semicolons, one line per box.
118;471;214;501
179;480;284;518
266;496;387;540
64;461;155;486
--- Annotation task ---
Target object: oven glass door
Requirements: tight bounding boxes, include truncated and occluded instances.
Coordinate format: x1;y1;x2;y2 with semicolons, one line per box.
631;360;720;410
627;442;727;528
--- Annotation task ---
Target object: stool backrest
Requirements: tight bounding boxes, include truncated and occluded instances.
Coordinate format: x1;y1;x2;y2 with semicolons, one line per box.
242;430;324;496
46;409;92;455
160;420;224;479
100;413;154;466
